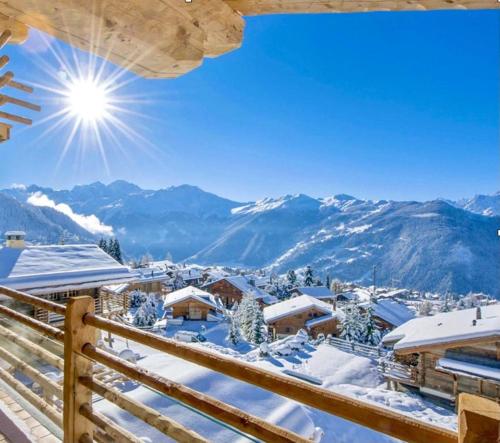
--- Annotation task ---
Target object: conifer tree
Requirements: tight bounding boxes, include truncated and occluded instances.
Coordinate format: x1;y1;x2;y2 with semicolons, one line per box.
325;275;331;290
249;307;266;345
304;266;314;287
363;304;381;345
287;270;297;287
112;238;123;264
226;309;242;345
340;301;365;342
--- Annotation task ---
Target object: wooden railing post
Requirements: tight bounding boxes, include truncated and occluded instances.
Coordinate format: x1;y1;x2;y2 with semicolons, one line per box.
63;296;96;443
458;393;500;443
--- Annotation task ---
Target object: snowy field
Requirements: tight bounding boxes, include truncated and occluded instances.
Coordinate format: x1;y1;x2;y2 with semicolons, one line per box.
94;321;457;442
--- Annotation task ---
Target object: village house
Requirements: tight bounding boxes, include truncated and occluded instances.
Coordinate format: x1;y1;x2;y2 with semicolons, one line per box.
107;266;170;297
360;299;415;331
203;275;276;308
264;295;343;339
0;231;138;324
382;305;500;403
163;286;223;321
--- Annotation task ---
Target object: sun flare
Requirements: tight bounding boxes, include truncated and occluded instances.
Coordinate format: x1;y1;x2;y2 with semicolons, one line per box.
66;78;109;122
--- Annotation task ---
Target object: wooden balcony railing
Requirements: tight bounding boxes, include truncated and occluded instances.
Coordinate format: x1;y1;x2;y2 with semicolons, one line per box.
0;286;498;443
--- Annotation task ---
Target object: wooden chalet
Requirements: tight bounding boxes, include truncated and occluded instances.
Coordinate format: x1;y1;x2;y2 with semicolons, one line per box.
203;275;276;308
382;305;500;403
360;299;415;331
106;266;169;297
0;232;138;324
264;295;343;339
163;286;223;320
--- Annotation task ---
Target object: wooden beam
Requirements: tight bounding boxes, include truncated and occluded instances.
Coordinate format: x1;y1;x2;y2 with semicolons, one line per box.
0;94;40;111
0;304;64;341
225;0;500;16
63;296;96;443
0;367;62;427
84;313;457;443
458;393;500;443
0;286;67;315
82;344;309;443
395;336;500;355
0;12;28;43
80;376;209;443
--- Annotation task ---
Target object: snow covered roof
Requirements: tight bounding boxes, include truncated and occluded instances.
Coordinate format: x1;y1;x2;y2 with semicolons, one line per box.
177;268;203;281
437;357;500;382
136;267;169;283
264;295;339;324
205;276;271;300
0;244;138;295
295;286;334;299
363;299;415;328
163;286;221;310
382;304;500;352
305;312;338;328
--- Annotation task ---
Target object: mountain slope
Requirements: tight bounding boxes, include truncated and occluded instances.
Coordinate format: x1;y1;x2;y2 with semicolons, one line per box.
0;192;95;244
3;182;499;296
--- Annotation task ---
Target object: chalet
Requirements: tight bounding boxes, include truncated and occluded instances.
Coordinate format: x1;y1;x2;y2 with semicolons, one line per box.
163;286;223;320
264;295;343;339
176;268;204;287
203;276;275;308
112;267;169;295
0;232;138;324
291;286;335;302
382;305;500;403
360;299;415;331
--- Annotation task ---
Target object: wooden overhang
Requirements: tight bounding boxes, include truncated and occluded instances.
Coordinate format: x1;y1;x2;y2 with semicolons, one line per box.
0;0;498;78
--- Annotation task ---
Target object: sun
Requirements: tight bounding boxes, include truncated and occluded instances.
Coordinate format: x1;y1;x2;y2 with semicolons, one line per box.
66;77;110;122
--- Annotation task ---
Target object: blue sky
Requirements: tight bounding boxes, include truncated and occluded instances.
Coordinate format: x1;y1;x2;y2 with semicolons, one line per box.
0;10;498;203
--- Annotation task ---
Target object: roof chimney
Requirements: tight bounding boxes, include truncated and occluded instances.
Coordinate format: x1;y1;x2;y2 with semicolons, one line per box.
5;231;25;249
476;306;482;320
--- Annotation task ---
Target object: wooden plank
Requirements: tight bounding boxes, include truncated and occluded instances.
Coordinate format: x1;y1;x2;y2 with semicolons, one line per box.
0;367;62;427
79;403;143;443
0;12;29;43
0;304;64;341
8;80;33;93
63;296;96;443
0;344;62;399
458;393;500;443
0;286;67;315
0;30;11;49
83;314;457;443
82;344;309;443
225;0;500;16
0;94;40;111
80;376;208;443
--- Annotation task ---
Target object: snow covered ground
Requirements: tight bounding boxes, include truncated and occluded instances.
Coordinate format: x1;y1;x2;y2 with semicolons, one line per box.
94;321;457;442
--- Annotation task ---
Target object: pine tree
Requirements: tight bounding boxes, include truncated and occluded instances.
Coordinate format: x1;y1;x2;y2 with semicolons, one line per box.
226;309;242;345
363;304;381;345
304;266;314;287
133;295;157;327
129;290;145;308
237;293;255;340
287;270;297;287
98;238;108;253
249;308;266;345
325;275;331;290
112;238;123;264
340;301;365;342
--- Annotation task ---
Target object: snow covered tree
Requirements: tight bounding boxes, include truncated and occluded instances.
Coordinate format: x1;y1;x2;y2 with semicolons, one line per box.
249;308;266;345
133;295;158;327
287;270;297;286
340;302;365;342
226;309;242;345
98;238;108;253
439;294;452;313
362;305;381;346
107;238;123;264
325;275;331;290
129;290;146;308
237;293;266;344
418;300;433;316
304;266;314;287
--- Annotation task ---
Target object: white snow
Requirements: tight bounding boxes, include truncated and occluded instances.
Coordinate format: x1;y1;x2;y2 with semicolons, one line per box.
163;286;222;311
362;300;415;328
295;286;334;299
437;358;500;382
383;305;500;351
263;295;340;323
0;244;138;294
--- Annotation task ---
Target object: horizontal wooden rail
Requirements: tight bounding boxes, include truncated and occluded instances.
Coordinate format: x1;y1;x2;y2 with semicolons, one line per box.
8;79;33;93
0;304;64;341
0;94;41;111
79;403;144;443
82;343;308;443
85;313;457;443
0;367;62;427
80;376;208;443
0;71;14;88
0;55;9;69
0;286;67;315
0;110;31;125
0;343;62;399
0;324;64;370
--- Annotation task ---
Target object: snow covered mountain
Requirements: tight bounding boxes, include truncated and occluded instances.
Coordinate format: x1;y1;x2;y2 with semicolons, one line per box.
2;182;498;297
453;192;500;217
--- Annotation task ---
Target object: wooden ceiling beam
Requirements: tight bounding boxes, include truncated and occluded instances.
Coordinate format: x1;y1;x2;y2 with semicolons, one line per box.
225;0;500;16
